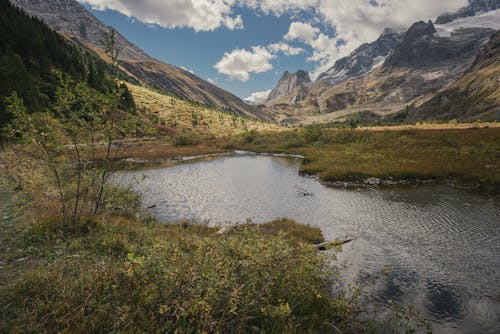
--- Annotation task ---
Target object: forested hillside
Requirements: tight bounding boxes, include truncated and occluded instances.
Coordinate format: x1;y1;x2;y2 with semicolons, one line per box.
0;0;134;139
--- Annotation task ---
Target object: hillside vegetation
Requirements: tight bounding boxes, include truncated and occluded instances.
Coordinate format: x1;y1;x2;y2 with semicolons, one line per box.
128;83;280;137
0;0;136;142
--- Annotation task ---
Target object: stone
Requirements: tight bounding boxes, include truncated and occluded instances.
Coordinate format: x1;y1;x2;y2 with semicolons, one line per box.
366;178;381;186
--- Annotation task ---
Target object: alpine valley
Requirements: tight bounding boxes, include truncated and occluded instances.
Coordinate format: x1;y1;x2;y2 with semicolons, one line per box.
258;0;500;124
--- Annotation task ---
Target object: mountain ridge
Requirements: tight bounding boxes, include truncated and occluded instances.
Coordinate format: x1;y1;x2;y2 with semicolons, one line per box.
317;28;403;84
261;3;498;124
9;0;258;119
411;30;500;121
266;70;311;105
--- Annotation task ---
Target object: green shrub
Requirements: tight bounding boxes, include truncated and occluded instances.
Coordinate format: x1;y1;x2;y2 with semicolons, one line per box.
172;133;201;146
0;220;371;333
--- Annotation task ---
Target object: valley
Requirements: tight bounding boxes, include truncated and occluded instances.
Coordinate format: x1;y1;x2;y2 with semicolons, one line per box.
1;0;499;333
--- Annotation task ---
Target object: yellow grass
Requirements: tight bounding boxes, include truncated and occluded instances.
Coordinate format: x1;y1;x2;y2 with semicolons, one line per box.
127;83;281;137
357;121;500;131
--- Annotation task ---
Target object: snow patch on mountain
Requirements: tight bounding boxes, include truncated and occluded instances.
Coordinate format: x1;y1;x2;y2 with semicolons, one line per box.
435;9;500;37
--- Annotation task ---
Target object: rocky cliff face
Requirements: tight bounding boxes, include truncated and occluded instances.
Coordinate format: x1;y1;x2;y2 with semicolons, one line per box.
9;0;257;118
384;21;493;69
436;0;500;24
266;70;311;105
318;28;403;83
261;10;498;124
412;30;500;121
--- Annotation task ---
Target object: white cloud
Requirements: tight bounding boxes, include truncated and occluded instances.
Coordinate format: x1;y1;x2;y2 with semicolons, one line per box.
244;89;271;104
214;42;304;81
214;46;275;81
82;0;469;79
284;22;319;43
79;0;244;32
267;42;304;56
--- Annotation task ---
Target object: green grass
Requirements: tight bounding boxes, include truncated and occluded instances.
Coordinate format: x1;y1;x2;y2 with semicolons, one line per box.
227;126;500;189
257;219;324;244
0;214;367;333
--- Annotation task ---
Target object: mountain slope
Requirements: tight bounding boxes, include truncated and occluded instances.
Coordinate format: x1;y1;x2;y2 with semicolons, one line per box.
261;8;498;124
317;28;402;84
412;30;500;121
9;0;257;118
0;0;133;137
266;70;311;105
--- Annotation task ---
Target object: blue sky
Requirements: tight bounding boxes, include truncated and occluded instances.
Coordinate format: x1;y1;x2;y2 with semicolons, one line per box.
86;5;312;100
80;0;468;101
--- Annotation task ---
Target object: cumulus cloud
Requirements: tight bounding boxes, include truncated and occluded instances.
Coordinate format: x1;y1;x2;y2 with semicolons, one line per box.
82;0;469;79
214;46;275;81
244;89;271;104
80;0;244;32
267;42;304;56
284;22;319;43
215;42;304;81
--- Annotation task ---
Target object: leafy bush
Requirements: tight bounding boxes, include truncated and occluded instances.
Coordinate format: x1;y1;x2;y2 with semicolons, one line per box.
0;218;370;333
172;133;201;146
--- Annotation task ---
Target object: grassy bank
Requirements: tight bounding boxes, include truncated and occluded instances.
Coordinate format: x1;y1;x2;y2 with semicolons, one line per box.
0;161;429;333
105;125;500;190
2;197;419;333
0;211;343;333
232;126;500;189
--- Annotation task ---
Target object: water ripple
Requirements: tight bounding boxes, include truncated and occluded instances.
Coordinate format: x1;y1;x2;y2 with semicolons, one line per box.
113;155;500;333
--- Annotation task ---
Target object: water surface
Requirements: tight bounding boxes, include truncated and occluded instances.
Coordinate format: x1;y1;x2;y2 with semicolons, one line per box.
114;154;500;333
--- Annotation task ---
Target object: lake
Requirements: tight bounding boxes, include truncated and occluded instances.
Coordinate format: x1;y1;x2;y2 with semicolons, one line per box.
114;153;500;333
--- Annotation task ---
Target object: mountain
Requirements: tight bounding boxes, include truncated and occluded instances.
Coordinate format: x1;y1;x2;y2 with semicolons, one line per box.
435;0;500;24
317;28;402;83
262;7;498;124
412;30;500;121
0;0;135;138
384;21;493;69
266;70;311;105
9;0;257;118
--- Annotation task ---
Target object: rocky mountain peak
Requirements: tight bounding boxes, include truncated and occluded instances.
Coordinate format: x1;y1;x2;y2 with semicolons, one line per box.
266;70;311;104
380;28;399;37
383;18;493;69
317;27;402;83
404;20;437;41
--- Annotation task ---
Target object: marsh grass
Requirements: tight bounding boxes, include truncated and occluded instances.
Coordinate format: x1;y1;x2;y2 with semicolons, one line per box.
229;127;500;189
0;144;433;333
256;219;324;245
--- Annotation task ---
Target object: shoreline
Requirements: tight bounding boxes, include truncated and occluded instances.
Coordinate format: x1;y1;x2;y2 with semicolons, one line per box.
110;147;499;193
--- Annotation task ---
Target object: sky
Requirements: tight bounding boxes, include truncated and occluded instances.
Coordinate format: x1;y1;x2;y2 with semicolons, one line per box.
78;0;469;102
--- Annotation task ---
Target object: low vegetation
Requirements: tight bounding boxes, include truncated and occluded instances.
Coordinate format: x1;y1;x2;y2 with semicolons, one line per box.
128;83;280;138
0;171;431;333
226;125;500;189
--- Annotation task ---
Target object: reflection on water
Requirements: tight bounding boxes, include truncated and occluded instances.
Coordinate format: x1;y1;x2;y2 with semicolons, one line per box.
113;154;500;333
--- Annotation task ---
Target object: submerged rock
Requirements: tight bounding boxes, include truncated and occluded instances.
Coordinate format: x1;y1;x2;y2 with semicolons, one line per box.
365;178;382;186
